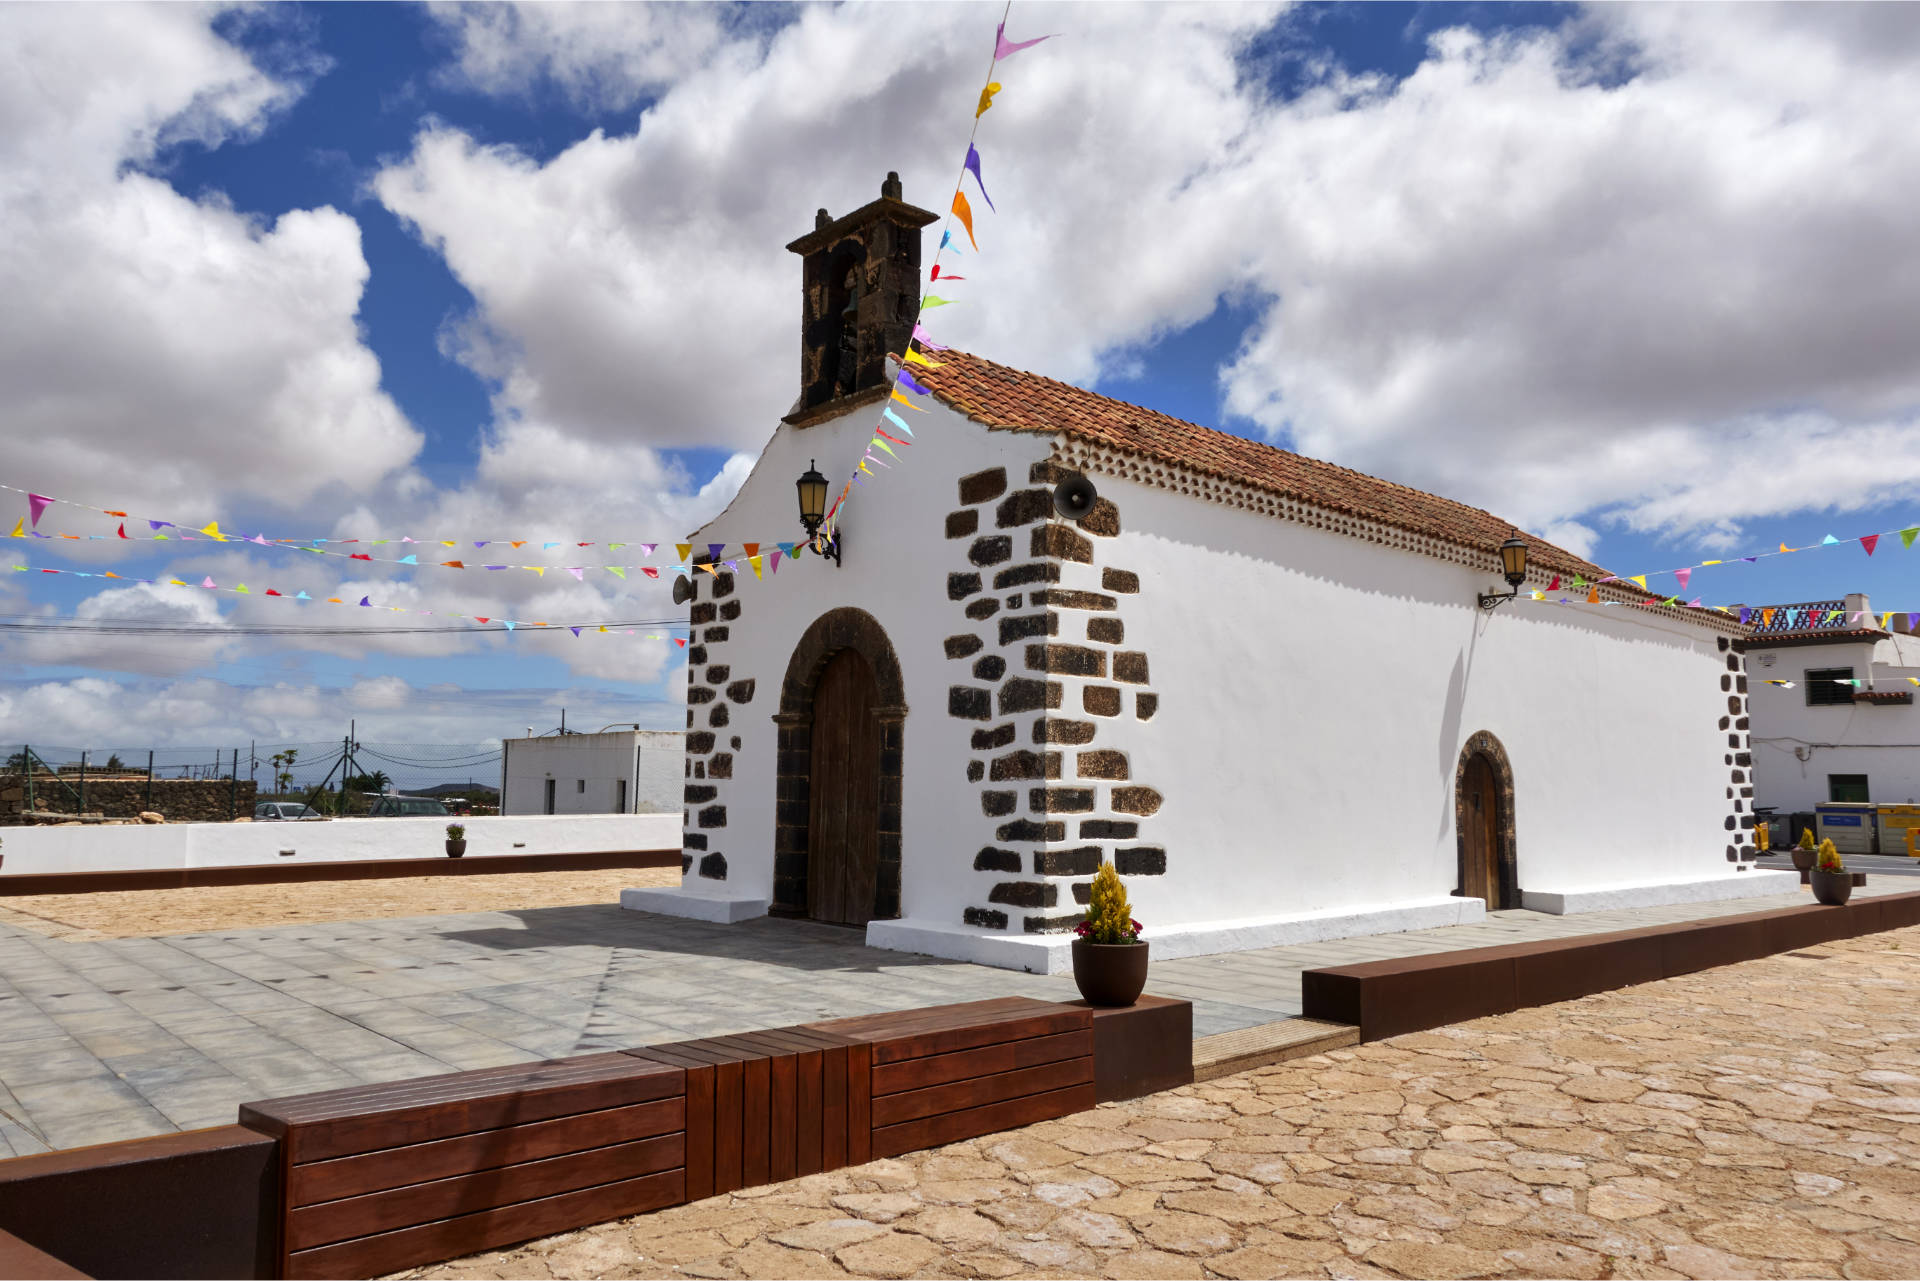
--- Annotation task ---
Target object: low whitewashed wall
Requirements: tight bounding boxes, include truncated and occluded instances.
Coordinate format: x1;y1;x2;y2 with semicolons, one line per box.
0;814;680;877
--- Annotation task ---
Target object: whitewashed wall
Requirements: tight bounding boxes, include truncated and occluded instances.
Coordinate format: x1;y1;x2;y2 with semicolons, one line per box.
1750;634;1920;811
0;813;681;877
1109;472;1752;928
502;731;683;815
668;392;1053;911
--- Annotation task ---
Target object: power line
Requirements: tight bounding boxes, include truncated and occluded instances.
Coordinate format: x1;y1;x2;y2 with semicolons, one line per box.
0;612;688;637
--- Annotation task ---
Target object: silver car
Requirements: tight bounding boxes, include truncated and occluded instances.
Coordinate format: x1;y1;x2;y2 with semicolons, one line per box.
254;801;320;821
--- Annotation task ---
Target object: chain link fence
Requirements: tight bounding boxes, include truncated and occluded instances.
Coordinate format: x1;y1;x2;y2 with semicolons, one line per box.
1;741;503;824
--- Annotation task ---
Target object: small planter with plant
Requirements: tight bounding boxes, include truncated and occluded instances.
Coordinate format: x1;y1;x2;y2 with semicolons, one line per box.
1791;825;1818;874
445;823;467;859
1071;862;1149;1007
1810;838;1852;906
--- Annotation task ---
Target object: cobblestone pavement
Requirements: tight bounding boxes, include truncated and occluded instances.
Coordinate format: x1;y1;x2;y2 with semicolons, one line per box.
402;925;1920;1281
0;868;678;940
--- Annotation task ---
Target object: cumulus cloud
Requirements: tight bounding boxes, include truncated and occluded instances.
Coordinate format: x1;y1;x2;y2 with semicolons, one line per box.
393;0;1920;552
0;3;421;520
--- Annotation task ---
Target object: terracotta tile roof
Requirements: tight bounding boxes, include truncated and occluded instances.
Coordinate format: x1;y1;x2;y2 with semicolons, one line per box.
912;348;1614;583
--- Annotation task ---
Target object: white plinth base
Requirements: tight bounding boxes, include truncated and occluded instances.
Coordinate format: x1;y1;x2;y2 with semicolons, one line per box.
620;885;769;923
867;895;1486;975
1520;869;1801;915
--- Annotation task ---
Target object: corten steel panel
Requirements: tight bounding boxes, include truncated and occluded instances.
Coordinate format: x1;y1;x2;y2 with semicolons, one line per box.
1304;956;1518;1042
1510;936;1665;1009
1657;916;1774;977
0;1125;278;1280
1073;996;1192;1103
0;1229;88;1280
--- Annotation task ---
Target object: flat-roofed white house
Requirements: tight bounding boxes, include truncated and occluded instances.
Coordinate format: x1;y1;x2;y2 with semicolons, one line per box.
622;175;1793;972
502;729;683;816
1746;595;1920;813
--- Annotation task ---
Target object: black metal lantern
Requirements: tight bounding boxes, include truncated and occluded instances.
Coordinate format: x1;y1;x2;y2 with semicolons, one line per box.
1478;537;1530;611
795;460;842;566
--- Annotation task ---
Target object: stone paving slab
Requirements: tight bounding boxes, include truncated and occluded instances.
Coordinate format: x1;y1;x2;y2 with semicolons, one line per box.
0;872;1909;1153
395;923;1920;1281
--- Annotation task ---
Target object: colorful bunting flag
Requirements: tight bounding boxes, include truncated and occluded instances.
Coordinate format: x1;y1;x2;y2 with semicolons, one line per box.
951;191;978;250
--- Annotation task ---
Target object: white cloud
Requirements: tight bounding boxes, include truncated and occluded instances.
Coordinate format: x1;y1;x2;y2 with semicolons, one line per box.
0;3;421;521
393;0;1920;553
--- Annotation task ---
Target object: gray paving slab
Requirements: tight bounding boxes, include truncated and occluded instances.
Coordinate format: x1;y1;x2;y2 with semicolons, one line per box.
0;876;1908;1151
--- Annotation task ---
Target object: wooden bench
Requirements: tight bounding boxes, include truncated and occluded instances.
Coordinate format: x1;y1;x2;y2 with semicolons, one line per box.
239;1053;685;1280
624;1025;865;1200
804;997;1095;1158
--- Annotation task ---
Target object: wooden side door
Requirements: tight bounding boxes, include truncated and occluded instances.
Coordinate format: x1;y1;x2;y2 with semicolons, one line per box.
1462;753;1500;907
808;648;882;925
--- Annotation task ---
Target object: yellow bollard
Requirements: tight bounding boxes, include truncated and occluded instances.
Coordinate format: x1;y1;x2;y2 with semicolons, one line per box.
1908;825;1919;858
1756;822;1770;853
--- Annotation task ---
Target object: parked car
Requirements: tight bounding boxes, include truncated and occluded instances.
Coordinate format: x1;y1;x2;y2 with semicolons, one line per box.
254;801;320;821
366;795;450;817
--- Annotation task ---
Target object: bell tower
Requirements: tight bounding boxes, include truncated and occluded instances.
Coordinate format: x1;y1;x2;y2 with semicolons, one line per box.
785;172;938;424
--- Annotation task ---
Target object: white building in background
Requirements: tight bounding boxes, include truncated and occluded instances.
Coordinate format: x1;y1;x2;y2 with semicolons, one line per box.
500;730;683;816
1746;594;1920;813
620;174;1793;974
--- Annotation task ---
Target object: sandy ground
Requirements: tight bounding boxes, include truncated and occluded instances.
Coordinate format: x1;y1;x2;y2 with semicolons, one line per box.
0;865;680;939
400;926;1920;1281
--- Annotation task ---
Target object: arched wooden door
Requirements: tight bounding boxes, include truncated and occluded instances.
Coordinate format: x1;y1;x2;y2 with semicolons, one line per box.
1460;753;1502;907
807;648;882;925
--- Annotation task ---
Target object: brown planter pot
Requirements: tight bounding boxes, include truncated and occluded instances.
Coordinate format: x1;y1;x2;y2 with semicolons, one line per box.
445;840;467;859
1790;847;1817;873
1810;867;1852;906
1071;937;1149;1007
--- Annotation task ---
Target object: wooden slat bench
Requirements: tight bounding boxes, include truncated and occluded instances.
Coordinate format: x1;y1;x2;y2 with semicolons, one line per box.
804;997;1096;1159
239;1053;685;1280
625;1024;864;1200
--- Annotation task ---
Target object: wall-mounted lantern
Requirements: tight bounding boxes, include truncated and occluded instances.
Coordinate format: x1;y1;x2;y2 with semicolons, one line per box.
796;460;842;567
1478;538;1530;611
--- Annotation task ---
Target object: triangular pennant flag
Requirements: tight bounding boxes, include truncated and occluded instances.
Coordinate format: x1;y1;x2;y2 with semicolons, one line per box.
951;190;978;250
1674;568;1691;590
1910;613;1919;630
1822;534;1839;544
398;554;417;564
358;596;371;606
930;264;964;281
116;523;127;539
676;543;693;563
543;542;560;550
890;389;926;411
748;554;764;580
1762;608;1776;627
1586;587;1599;603
994;20;1054;59
897;370;931;396
640;544;656;557
350;552;372;561
503;620;514;631
901;349;944;369
641;567;658;579
963;143;995;211
1739;608;1752;625
529;567;546;577
1546;575;1560;591
234;584;249;594
295;591;309;601
743;542;759;558
882;407;916;438
778;542;796;558
475;617;489;624
1631;575;1647;590
1862;536;1880;557
201;521;224;541
1903;528;1919;549
976;81;1001;118
675;637;686;648
1779;543;1792;553
26;494;51;527
570;627;581;637
911;323;947;350
441;559;465;568
565;567;582;580
607;566;626;579
872;438;898;458
708;543;726;561
201;576;216;589
921;295;954;310
876;429;911;449
770;550;782;574
8;520;21;538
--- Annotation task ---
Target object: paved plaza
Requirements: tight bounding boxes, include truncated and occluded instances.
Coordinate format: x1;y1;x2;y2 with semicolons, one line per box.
403;921;1920;1281
0;869;1912;1157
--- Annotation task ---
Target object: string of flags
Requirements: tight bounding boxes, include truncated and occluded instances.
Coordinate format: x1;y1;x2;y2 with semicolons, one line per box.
1760;677;1920;691
816;8;1054;539
1519;591;1920;633
10;562;693;641
1551;522;1920;594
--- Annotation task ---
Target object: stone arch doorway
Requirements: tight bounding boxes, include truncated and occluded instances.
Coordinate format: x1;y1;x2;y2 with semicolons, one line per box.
1453;731;1518;910
772;608;906;925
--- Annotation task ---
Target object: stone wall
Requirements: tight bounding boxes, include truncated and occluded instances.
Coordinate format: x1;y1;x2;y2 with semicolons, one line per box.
944;459;1167;934
0;776;257;823
681;565;756;882
1723;638;1759;864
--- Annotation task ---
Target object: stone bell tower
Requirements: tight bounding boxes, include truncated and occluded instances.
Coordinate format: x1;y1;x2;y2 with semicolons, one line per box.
784;172;938;425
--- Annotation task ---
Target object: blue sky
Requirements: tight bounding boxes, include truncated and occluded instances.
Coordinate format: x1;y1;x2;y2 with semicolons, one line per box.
4;1;1919;752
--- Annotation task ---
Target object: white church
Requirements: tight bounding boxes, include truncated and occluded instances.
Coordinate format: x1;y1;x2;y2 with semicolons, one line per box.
623;174;1795;972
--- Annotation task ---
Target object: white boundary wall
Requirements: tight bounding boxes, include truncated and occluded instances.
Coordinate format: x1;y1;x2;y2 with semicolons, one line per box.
0;814;680;878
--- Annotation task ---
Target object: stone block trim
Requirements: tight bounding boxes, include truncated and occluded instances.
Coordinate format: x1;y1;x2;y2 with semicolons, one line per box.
1026;643;1105;677
1024;913;1083;935
727;679;756;703
948;475;1166;932
688;686;716;705
959;467;1007;505
719;600;741;621
1116;846;1166;876
698;852;729;879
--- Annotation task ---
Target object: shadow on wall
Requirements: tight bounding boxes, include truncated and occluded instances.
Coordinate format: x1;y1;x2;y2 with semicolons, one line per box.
1436;646;1469;844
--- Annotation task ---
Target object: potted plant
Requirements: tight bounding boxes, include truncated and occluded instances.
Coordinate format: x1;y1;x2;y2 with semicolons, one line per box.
1071;862;1148;1007
1810;838;1851;906
445;823;467;858
1791;824;1818;874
